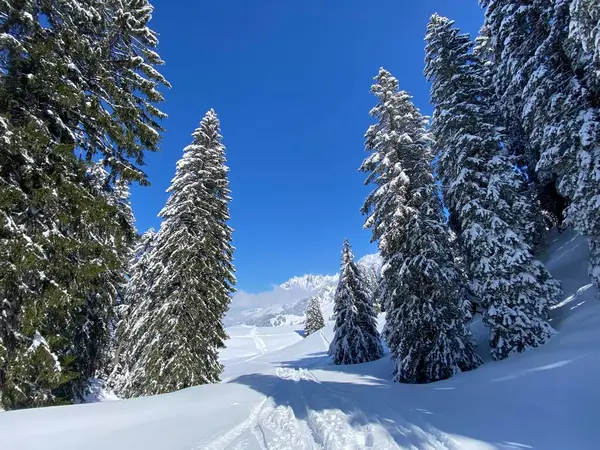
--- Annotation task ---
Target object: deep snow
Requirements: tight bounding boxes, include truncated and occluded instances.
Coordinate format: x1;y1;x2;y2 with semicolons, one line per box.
1;232;598;449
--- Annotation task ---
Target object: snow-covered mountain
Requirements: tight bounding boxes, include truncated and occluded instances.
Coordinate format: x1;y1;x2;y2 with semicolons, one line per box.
225;254;382;327
280;274;339;292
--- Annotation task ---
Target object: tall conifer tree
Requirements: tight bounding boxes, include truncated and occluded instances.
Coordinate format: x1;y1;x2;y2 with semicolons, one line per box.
528;1;600;293
360;68;481;381
0;0;168;408
481;0;600;293
479;0;568;233
121;110;235;397
425;15;562;360
479;0;551;177
108;229;156;395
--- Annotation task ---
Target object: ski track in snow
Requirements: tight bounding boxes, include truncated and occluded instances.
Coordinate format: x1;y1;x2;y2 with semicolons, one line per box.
318;330;330;349
203;366;415;449
290;367;455;450
219;366;449;450
196;397;323;450
225;328;272;369
196;397;272;450
252;327;268;355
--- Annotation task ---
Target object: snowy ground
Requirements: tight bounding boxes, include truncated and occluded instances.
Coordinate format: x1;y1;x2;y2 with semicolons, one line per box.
1;232;598;449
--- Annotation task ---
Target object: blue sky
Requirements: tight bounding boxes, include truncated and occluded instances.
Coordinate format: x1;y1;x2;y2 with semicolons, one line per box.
132;1;484;293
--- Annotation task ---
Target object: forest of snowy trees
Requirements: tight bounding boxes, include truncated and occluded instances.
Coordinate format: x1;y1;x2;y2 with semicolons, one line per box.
330;0;600;382
1;0;599;410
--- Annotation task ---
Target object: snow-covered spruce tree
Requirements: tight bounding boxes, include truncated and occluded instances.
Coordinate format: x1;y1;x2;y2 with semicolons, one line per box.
569;0;600;94
525;0;600;294
108;229;157;396
473;16;550;248
479;0;568;234
425;15;562;360
360;68;481;382
329;239;382;365
122;110;235;397
484;0;600;294
0;0;168;408
74;164;136;391
358;256;382;299
304;296;325;337
568;0;600;290
479;0;551;178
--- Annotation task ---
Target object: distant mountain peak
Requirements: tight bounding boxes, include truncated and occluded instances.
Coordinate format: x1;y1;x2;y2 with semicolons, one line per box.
226;253;382;327
357;253;382;269
279;274;338;292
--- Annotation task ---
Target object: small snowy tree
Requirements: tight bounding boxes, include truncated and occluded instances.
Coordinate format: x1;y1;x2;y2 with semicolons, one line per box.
360;68;482;382
329;240;382;365
122;110;235;397
304;297;325;337
425;15;562;360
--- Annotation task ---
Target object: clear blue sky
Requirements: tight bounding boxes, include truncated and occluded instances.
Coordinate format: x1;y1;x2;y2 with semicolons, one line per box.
131;1;484;293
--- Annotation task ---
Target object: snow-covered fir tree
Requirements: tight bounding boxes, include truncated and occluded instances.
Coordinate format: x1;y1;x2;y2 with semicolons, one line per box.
109;229;157;396
569;0;600;93
481;0;600;294
329;240;382;365
479;0;551;177
120;110;235;397
478;0;569;235
524;0;600;294
304;297;325;337
71;164;137;399
358;256;382;300
360;68;481;382
0;0;168;409
425;15;562;360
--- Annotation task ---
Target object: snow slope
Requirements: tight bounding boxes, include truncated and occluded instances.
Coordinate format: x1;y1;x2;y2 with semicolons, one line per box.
1;232;598;449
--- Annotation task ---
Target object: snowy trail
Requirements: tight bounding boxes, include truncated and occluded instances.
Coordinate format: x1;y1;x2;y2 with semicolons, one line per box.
202;367;325;450
206;232;600;450
253;367;384;450
252;327;268;355
279;367;395;450
319;330;330;348
273;367;458;450
213;364;454;450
